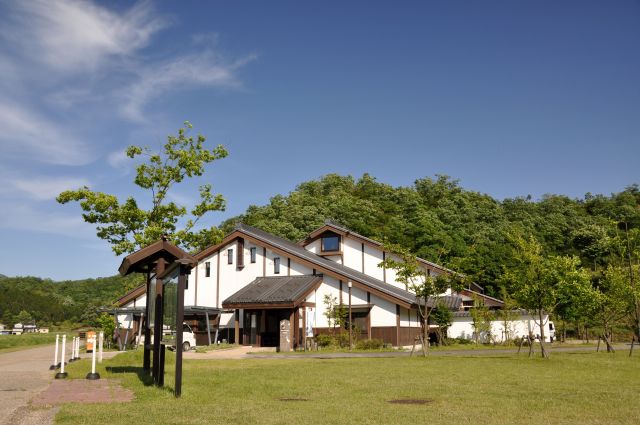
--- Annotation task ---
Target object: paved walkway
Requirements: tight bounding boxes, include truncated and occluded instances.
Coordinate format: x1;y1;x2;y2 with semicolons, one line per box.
0;344;122;425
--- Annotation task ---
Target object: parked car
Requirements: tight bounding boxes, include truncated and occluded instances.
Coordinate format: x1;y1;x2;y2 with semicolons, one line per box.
168;323;197;352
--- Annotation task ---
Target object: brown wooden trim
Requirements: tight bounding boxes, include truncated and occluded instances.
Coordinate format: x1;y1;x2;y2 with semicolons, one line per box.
237;238;245;269
117;284;146;307
287;258;291;276
299;302;316;308
396;304;400;347
299;224;451;275
361;242;365;273
367;309;371;339
367;291;371;303
209;230;412;309
318;251;343;257
194;260;198;305
216;250;221;308
339;280;343;304
383;251;387;283
225;302;297;310
262;247;267;276
234;310;240;345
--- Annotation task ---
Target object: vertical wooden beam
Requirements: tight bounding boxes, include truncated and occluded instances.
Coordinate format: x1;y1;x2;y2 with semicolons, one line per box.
152;258;166;383
287;258;291;276
259;309;266;347
234;310;240;345
383;251;387;283
174;265;187;398
361;243;365;273
263;247;267;276
237;238;245;269
339;280;343;305
143;270;151;372
396;304;400;347
302;307;307;351
216;250;221;308
194;261;198;306
289;309;296;351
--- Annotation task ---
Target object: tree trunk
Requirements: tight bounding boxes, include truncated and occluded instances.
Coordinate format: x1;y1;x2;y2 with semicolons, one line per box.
538;310;549;359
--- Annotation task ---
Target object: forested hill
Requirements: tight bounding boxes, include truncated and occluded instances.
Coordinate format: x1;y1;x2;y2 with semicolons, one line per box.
221;174;640;296
0;274;142;328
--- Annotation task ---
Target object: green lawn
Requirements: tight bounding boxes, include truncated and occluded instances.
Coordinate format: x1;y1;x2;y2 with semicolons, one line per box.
0;333;58;352
57;350;640;425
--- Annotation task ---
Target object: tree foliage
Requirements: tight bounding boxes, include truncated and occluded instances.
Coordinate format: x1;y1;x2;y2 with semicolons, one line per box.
57;121;228;255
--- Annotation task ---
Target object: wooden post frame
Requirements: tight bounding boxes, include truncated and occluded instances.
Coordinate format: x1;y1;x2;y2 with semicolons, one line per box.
156;258;194;398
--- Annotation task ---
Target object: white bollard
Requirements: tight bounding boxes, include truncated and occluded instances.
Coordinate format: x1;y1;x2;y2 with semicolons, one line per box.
86;336;100;380
69;337;75;363
49;334;59;370
76;336;80;360
55;335;68;379
98;331;104;363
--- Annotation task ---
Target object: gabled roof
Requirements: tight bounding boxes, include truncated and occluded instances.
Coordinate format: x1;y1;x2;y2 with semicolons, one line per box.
222;275;323;309
301;219;454;275
117;284;146;307
196;223;462;309
118;238;196;276
458;289;504;308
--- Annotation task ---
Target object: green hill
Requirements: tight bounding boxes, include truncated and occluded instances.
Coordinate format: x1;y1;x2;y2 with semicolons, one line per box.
0;274;142;328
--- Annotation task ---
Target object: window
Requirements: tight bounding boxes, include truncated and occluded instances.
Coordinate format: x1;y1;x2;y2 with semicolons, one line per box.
250;247;257;263
274;257;281;274
205;262;210;277
321;234;340;252
227;249;233;264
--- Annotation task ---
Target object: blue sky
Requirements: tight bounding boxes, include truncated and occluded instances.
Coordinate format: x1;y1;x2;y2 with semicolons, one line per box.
0;0;638;280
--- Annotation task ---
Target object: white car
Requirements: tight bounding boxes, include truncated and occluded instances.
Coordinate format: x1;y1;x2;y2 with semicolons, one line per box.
179;323;197;352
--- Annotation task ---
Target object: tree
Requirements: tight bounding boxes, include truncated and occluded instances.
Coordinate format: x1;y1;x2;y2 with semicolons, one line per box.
380;243;459;354
16;310;33;324
503;234;592;358
469;297;493;344
431;302;453;345
592;266;635;352
57;121;228;254
323;294;346;335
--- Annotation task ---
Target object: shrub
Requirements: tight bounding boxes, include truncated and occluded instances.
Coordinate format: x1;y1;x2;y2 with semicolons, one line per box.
355;338;384;350
316;334;334;347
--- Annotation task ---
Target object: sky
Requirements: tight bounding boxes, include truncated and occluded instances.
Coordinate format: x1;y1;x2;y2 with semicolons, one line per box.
0;0;638;280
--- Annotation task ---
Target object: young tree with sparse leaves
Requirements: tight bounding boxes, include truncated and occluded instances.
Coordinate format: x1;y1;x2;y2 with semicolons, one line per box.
57;122;228;254
503;234;592;358
380;243;461;354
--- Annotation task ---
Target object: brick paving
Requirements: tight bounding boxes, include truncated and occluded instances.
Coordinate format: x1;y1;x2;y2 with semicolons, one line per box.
33;379;134;405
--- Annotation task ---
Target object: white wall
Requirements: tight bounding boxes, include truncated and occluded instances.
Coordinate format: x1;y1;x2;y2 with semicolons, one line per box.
449;313;554;342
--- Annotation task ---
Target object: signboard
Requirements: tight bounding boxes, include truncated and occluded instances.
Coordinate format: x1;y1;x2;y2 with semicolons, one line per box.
86;331;96;352
162;269;179;345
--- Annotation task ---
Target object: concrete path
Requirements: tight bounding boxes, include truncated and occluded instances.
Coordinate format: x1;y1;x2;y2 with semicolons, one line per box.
0;344;121;425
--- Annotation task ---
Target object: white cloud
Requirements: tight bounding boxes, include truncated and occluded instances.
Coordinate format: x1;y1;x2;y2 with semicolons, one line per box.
10;177;90;201
1;0;167;73
0;202;94;240
107;149;131;169
0;100;94;166
121;52;257;122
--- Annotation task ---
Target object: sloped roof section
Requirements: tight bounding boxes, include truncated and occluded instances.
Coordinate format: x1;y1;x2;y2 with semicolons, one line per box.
235;223;423;306
223;275;323;308
118;238;196;276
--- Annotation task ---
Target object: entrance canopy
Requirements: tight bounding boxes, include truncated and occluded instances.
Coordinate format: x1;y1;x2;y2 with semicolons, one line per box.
118;238;195;276
222;275;322;309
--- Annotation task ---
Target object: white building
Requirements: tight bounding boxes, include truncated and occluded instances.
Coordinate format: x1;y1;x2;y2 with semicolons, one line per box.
116;221;505;348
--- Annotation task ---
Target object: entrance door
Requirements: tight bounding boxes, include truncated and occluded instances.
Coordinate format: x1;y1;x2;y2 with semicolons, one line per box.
243;311;260;345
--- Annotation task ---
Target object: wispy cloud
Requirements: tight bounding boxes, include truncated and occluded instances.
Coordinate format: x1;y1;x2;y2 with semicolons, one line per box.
0;0;167;73
0;100;94;166
121;52;257;122
9;177;90;201
0;201;94;239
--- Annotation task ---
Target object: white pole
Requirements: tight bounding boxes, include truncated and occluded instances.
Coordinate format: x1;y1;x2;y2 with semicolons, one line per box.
86;335;100;380
98;331;104;363
60;335;66;373
74;337;79;360
50;334;59;370
55;335;68;378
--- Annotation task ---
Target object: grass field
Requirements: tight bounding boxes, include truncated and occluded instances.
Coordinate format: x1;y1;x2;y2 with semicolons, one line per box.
0;333;58;352
57;350;640;425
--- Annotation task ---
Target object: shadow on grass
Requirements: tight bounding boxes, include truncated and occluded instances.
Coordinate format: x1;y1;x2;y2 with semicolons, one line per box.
106;366;155;386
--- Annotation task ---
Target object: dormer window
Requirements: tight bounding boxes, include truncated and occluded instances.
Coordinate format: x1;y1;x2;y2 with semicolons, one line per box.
321;232;340;252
